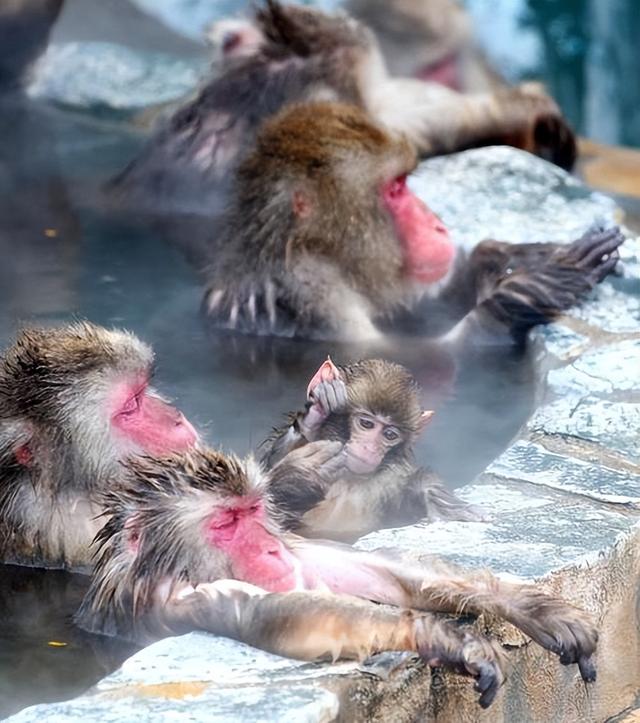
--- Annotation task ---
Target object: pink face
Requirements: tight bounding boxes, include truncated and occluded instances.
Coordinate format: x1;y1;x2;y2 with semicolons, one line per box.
346;412;403;475
206;498;299;592
382;174;455;284
110;377;198;455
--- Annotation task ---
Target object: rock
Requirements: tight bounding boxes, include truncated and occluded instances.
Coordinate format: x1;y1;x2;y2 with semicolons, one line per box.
410;146;618;250
28;42;206;114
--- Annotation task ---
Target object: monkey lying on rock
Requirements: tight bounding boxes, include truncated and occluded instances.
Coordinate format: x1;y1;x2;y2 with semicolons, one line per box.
77;447;597;709
0;322;198;571
262;357;483;541
203;102;625;343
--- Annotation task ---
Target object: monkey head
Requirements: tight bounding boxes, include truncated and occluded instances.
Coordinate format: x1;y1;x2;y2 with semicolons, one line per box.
307;357;434;475
89;449;301;621
0;322;197;481
227;102;455;304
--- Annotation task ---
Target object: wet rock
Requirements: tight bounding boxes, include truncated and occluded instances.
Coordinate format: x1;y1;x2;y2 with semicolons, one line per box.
28;42;206;114
410;146;618;251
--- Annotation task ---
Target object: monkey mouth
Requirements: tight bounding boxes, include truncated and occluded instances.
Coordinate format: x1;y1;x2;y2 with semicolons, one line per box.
345;449;383;476
412;260;453;284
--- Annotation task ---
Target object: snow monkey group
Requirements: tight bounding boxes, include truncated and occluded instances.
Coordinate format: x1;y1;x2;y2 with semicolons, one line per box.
0;0;629;712
0;322;599;708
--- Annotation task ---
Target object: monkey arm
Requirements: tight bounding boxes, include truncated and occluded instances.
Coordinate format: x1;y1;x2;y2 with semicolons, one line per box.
441;226;625;347
267;441;346;528
164;579;505;707
291;539;597;683
408;468;487;523
370;79;576;169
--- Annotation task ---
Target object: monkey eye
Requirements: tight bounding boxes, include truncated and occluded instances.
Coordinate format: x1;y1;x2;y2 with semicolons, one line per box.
384;174;408;201
383;427;400;442
358;416;375;430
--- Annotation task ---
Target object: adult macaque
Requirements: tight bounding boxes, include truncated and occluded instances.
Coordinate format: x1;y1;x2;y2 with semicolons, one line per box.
203;102;624;344
110;0;576;213
0;322;198;571
346;0;504;92
77;448;597;710
263;358;481;541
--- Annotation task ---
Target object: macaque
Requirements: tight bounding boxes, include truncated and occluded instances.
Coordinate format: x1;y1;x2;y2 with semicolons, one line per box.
263;358;482;541
0;322;198;571
77;448;597;710
0;0;63;91
110;0;576;214
203;102;624;344
346;0;504;92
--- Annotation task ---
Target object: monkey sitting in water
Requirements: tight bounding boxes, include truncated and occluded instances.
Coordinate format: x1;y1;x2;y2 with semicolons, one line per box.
0;322;198;571
261;358;483;541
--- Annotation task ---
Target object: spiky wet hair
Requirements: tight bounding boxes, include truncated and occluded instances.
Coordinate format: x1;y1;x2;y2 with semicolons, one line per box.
83;448;272;632
256;0;371;60
0;321;153;421
341;359;424;440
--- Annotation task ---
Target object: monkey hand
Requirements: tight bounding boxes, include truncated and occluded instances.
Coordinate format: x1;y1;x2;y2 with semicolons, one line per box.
478;226;625;340
503;586;598;683
500;83;577;171
415;618;506;709
300;379;348;438
277;440;346;480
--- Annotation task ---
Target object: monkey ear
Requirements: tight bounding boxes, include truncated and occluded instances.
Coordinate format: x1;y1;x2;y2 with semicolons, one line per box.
124;516;142;554
306;356;342;398
418;410;435;434
292;188;314;219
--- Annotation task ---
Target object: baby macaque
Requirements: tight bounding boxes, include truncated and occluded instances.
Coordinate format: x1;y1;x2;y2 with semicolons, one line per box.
0;321;198;571
262;358;482;541
76;447;597;710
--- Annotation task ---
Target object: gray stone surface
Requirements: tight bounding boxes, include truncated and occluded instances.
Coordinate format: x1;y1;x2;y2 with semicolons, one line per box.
410;146;618;250
12;147;640;722
29;43;206;113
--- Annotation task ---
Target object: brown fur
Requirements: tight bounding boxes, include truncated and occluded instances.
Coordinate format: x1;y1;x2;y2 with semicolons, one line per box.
110;0;576;219
203;100;624;342
0;322;152;571
263;358;483;541
76;447;597;708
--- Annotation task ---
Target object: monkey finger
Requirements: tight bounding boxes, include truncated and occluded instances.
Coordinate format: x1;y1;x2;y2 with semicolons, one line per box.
577;655;597;683
589;251;620;285
567;226;625;266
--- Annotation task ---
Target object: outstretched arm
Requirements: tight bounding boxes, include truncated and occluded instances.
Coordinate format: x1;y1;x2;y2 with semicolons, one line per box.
442;226;625;347
267;440;346;528
371;79;576;169
163;579;505;708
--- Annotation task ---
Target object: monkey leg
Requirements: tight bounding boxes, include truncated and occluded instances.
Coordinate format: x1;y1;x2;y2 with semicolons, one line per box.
167;579;505;707
409;568;597;682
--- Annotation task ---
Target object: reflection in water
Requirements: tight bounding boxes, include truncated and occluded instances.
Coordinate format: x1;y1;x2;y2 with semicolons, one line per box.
0;7;549;712
0;565;137;718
